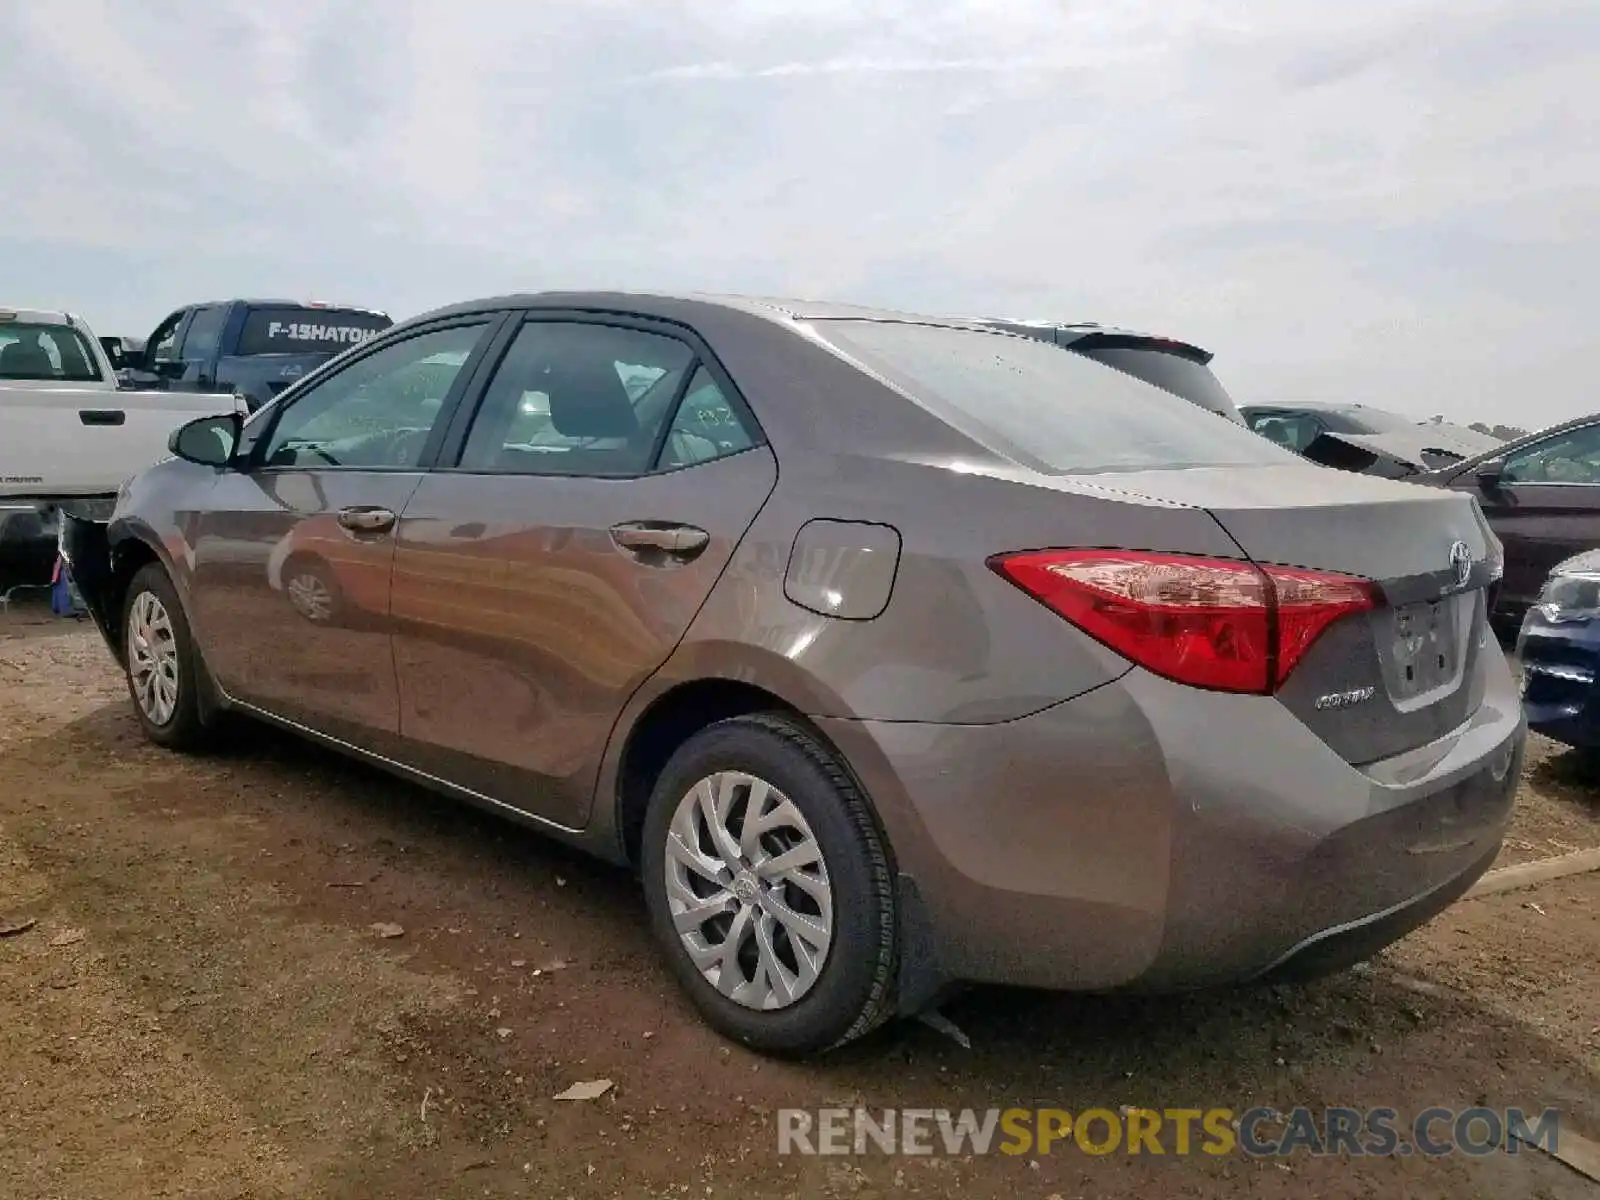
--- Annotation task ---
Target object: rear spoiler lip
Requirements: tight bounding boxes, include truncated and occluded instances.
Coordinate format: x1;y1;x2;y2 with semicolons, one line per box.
1057;329;1216;366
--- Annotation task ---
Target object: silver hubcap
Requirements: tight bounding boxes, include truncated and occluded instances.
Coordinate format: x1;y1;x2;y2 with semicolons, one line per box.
287;571;333;621
664;771;834;1010
127;591;179;726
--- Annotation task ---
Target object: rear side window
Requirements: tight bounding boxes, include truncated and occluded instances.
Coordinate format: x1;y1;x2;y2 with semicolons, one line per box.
0;322;103;382
818;321;1295;475
234;308;392;356
179;306;227;362
1503;423;1600;485
458;322;695;475
659;368;757;469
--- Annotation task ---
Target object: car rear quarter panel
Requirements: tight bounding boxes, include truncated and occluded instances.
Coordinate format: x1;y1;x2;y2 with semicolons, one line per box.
657;458;1248;724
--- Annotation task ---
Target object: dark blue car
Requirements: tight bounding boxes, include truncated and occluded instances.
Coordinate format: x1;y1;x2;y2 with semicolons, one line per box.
1516;548;1600;749
121;299;392;412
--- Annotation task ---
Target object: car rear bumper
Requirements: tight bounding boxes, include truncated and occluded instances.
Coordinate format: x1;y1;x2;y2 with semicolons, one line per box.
815;648;1523;997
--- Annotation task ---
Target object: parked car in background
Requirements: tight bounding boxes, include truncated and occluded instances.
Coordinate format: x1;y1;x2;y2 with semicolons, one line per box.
1416;413;1600;618
1;306;243;504
1516;549;1600;751
120;299;393;413
61;293;1520;1055
0;306;233;581
973;319;1245;423
0;306;122;392
1240;401;1503;477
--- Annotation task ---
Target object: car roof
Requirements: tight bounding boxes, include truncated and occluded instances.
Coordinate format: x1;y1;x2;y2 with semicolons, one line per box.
1240;400;1399;419
408;290;1032;333
181;299;392;316
0;306;79;325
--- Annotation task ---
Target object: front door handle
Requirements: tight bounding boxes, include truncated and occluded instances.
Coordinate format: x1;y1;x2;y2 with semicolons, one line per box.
610;521;710;558
337;506;396;534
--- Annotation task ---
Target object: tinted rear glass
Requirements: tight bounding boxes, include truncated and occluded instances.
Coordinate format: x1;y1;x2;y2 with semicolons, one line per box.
234;308;392;356
818;321;1294;475
0;321;102;382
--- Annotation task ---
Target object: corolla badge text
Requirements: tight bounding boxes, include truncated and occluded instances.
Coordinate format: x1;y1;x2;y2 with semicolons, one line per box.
1314;685;1377;711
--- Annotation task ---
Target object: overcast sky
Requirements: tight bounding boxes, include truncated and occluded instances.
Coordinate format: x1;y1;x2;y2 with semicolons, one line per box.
1;0;1595;426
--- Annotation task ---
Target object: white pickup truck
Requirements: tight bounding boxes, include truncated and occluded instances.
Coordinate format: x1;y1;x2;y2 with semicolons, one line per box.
0;306;241;579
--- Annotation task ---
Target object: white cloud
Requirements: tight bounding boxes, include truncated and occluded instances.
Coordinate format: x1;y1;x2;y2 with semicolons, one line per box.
0;0;1596;424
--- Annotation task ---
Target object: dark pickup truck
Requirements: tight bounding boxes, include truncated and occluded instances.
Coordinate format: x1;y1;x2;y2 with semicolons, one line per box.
120;299;393;412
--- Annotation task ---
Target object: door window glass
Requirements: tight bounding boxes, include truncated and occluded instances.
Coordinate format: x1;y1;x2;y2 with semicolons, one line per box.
179;306;228;362
656;367;757;469
149;313;184;362
0;323;103;381
1247;411;1323;454
1502;424;1600;484
260;323;488;469
459;322;694;475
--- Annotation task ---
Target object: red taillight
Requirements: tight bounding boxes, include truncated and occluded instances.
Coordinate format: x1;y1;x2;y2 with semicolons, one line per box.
989;549;1376;694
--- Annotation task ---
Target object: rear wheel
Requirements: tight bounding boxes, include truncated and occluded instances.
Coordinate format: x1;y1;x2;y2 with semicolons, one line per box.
122;564;213;751
640;713;897;1056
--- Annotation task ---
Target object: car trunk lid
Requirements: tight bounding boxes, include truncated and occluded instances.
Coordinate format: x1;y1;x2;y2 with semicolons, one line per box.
1079;464;1497;764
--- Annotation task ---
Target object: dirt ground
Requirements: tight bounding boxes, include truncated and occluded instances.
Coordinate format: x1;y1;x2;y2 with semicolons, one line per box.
1;599;1598;1200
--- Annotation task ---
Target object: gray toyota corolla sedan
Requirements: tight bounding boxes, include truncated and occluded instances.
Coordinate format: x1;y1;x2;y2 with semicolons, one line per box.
61;292;1525;1056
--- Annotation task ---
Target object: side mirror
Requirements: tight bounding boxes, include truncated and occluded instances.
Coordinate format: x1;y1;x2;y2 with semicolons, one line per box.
1474;460;1505;489
168;412;243;468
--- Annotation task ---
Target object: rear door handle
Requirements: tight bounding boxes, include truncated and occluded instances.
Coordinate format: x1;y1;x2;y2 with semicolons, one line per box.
610;522;710;557
337;506;396;534
79;409;126;426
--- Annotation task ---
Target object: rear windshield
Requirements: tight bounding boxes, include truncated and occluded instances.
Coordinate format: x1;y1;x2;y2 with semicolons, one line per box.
234;308;392;356
0;322;103;382
818;320;1294;475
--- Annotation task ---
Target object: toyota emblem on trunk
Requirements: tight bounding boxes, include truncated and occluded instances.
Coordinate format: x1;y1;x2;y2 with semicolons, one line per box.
1449;540;1472;589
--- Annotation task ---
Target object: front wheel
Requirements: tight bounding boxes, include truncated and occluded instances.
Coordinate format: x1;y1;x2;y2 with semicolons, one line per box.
122;564;214;751
640;713;898;1056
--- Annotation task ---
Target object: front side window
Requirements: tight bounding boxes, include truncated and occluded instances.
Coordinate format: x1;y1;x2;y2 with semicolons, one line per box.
149;312;184;363
259;323;488;469
0;322;103;382
1503;424;1600;485
459;322;695;475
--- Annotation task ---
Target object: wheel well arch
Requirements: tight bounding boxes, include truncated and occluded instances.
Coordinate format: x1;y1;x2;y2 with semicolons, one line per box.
101;536;162;654
615;677;823;868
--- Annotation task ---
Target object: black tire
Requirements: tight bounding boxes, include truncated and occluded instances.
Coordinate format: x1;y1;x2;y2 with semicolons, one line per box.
639;712;897;1056
120;563;213;752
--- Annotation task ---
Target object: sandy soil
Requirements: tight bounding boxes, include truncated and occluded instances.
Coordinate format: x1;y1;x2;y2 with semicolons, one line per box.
1;600;1597;1199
